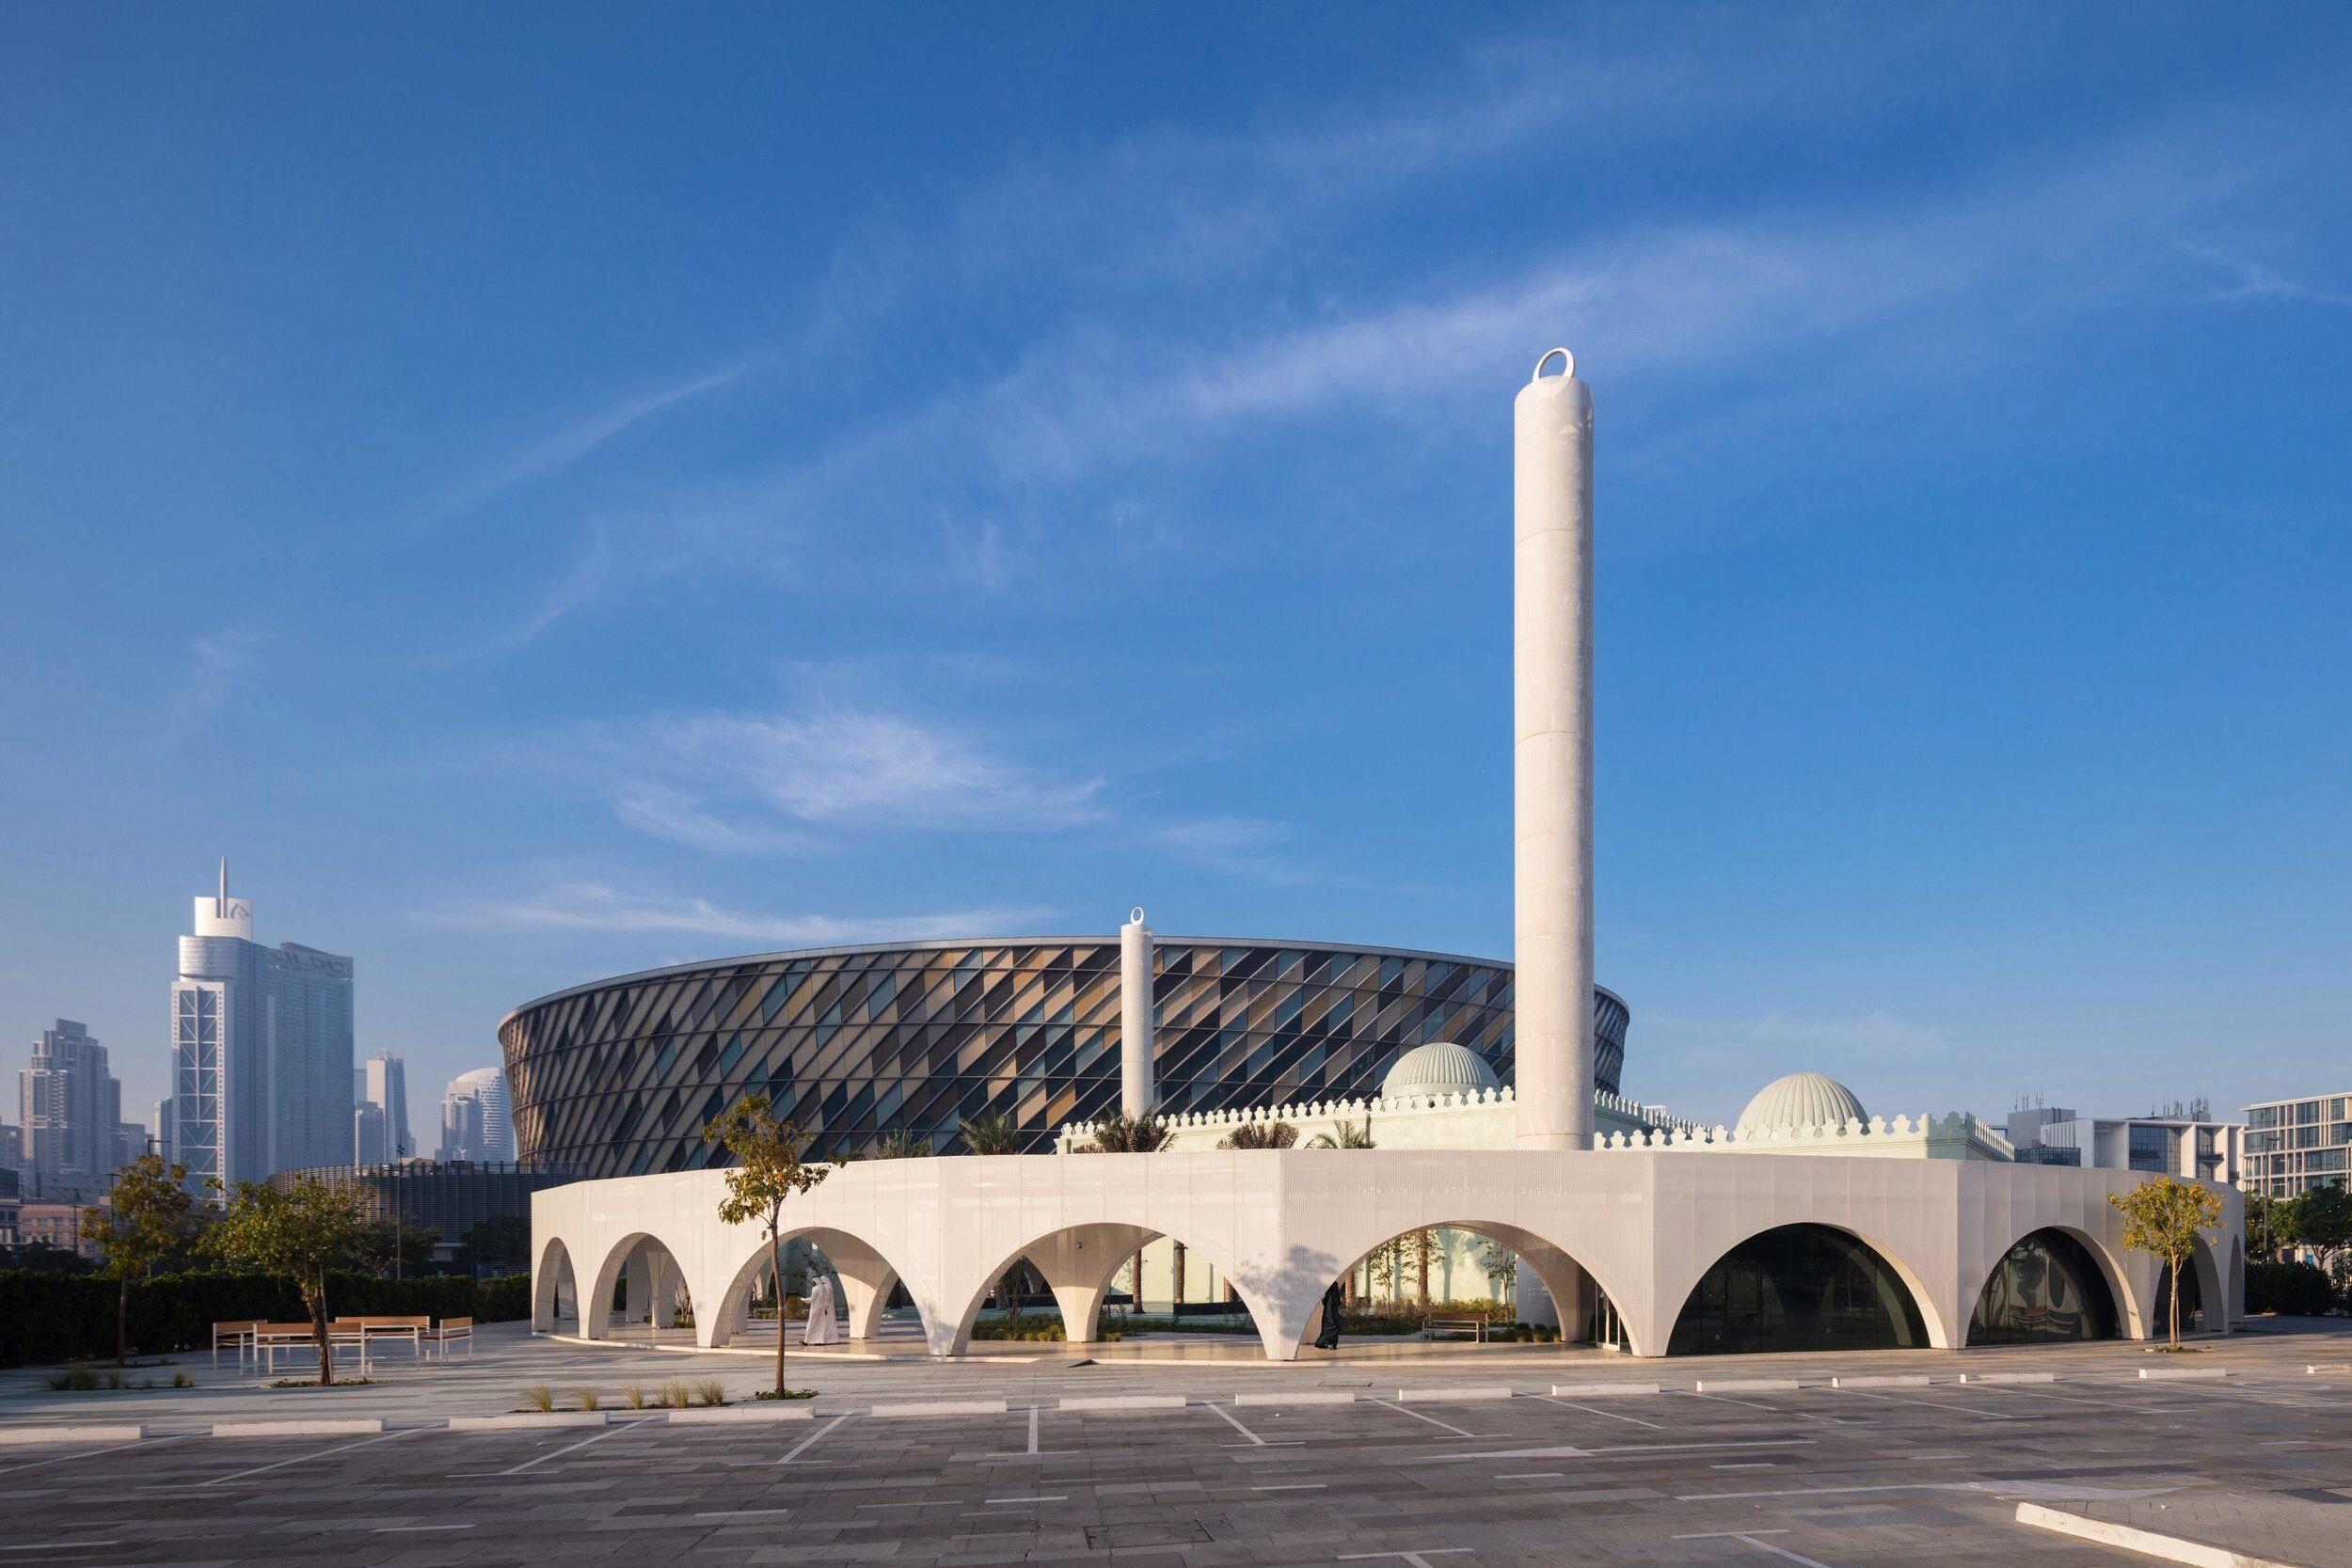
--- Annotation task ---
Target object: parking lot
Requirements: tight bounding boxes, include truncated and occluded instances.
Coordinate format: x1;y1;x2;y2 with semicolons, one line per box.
4;1323;2349;1567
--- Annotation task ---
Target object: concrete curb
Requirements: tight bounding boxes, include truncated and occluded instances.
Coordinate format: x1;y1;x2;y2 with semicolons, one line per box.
2139;1367;2229;1380
212;1418;382;1437
1832;1374;1931;1388
1549;1383;1661;1398
0;1424;147;1445
1693;1379;1799;1393
666;1406;813;1424
2014;1501;2299;1567
1057;1396;1187;1411
1233;1391;1356;1406
1396;1386;1514;1402
866;1400;1007;1418
1960;1371;2055;1384
449;1412;609;1430
2307;1363;2351;1374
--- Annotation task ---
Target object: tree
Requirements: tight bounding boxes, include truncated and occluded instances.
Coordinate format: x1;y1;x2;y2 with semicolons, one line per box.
2108;1175;2225;1349
956;1111;1020;1155
350;1219;440;1277
201;1176;371;1386
2244;1192;2285;1263
705;1095;832;1397
457;1213;531;1274
873;1129;933;1159
83;1153;196;1366
2286;1184;2352;1276
1077;1113;1173;1153
1307;1118;1375;1149
1219;1121;1297;1149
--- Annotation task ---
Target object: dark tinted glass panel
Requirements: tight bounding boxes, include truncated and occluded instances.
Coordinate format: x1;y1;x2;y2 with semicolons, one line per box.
1968;1228;2118;1344
1668;1224;1928;1355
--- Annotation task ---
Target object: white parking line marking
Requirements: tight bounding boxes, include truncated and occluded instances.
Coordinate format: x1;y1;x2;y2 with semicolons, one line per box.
984;1495;1065;1504
1027;1405;1040;1455
777;1415;848;1465
1534;1395;1663;1430
500;1418;644;1476
1207;1402;1299;1447
201;1425;424;1486
1369;1399;1478;1438
376;1525;471;1533
1672;1533;1833;1568
0;1436;185;1476
1498;1471;1563;1479
1;1544;122;1553
694;1508;793;1519
1711;1462;1775;1469
1339;1550;1471;1568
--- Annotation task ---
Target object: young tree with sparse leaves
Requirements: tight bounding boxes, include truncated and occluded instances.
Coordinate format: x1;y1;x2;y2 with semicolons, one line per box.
200;1176;371;1385
705;1095;831;1397
2108;1175;2225;1349
83;1153;197;1366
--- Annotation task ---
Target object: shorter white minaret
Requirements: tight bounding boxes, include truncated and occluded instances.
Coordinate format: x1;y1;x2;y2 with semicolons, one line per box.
1120;908;1155;1117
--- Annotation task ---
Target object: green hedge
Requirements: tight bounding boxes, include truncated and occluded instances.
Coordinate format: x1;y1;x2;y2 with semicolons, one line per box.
0;1270;532;1368
2246;1260;2342;1317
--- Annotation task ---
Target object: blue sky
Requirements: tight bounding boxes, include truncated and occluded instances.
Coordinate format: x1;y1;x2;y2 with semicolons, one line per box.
3;4;2348;1131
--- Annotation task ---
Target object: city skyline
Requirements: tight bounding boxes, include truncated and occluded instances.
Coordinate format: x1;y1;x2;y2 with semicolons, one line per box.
3;7;2349;1131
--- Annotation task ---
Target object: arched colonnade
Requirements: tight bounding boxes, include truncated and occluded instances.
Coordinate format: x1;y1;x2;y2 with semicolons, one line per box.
532;1150;2241;1359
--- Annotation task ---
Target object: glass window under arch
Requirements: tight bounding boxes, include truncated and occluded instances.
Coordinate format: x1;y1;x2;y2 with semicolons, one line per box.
1968;1228;2120;1345
1667;1225;1929;1355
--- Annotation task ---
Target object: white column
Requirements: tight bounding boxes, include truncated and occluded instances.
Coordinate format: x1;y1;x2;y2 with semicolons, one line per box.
1514;348;1597;1151
1120;909;1155;1117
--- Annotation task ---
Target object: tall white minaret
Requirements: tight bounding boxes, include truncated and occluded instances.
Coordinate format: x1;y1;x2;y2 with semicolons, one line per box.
193;855;253;940
1120;908;1155;1117
1513;349;1596;1151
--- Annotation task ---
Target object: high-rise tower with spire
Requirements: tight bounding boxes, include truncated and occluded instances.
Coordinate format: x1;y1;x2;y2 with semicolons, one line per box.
167;861;355;1187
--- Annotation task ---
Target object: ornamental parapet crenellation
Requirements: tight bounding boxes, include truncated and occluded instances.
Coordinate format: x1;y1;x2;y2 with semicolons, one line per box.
1595;1111;2015;1162
1053;1083;1697;1154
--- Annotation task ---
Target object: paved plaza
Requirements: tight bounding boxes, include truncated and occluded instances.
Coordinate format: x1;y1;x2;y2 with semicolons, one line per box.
3;1322;2349;1567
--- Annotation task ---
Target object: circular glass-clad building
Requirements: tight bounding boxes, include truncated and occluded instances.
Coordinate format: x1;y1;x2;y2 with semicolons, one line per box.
501;935;1629;1180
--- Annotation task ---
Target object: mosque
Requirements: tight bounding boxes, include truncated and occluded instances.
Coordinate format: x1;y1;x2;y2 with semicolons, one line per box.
527;353;2241;1359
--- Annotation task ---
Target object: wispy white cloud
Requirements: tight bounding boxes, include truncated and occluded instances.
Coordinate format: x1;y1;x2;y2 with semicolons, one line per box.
2185;245;2352;308
530;705;1108;851
425;880;1052;944
1744;1008;1947;1058
1151;816;1317;886
172;626;261;724
423;367;741;525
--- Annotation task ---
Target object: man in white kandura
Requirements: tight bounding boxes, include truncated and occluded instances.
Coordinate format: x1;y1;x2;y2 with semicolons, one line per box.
801;1271;839;1346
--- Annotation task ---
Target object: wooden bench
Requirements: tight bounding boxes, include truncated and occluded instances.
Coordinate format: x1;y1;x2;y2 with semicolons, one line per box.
212;1320;266;1370
332;1315;430;1360
420;1316;473;1360
1422;1313;1491;1342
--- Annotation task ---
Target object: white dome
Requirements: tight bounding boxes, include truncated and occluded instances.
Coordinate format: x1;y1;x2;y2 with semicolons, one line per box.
1380;1042;1500;1101
1737;1071;1867;1133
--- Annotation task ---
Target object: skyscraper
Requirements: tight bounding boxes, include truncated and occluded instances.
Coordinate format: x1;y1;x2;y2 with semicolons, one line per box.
167;861;356;1188
437;1067;513;1163
19;1020;123;1191
357;1051;411;1162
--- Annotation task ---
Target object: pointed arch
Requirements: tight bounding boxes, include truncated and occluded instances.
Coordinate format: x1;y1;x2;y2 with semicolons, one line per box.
709;1225;920;1347
585;1230;698;1341
1968;1226;2123;1344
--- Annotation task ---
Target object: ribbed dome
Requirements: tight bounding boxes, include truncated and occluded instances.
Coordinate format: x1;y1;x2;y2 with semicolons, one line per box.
1737;1071;1867;1133
1380;1041;1500;1101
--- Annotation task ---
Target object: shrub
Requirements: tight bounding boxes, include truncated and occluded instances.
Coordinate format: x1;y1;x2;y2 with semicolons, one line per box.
2247;1260;2340;1317
0;1268;529;1367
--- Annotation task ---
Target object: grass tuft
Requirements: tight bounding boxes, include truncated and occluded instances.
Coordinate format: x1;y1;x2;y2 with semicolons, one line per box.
691;1377;727;1407
522;1381;555;1412
172;1370;196;1388
574;1388;600;1411
622;1385;648;1409
660;1379;687;1409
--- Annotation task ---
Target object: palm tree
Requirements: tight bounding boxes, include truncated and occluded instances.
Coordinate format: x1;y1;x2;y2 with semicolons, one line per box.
873;1129;932;1159
1078;1113;1173;1153
956;1111;1021;1155
1307;1117;1375;1149
1219;1121;1298;1149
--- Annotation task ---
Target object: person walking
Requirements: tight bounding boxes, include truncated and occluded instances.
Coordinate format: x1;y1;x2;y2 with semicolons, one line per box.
1312;1278;1343;1350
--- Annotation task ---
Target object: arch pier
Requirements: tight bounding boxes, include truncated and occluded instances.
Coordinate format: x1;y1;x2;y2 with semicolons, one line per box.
533;1149;2241;1358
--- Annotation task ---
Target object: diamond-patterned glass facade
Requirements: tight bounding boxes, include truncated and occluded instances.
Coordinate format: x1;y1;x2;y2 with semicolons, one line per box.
500;937;1629;1180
